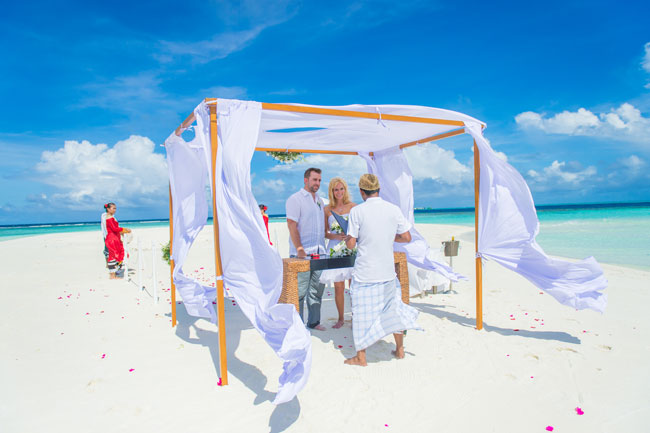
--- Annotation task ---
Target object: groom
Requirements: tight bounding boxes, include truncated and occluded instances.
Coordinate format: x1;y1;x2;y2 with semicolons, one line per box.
285;167;327;331
343;174;420;366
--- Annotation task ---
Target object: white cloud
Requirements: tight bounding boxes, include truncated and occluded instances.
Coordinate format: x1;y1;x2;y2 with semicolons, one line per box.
267;142;472;188
323;0;434;29
527;160;597;190
405;143;472;185
35;135;168;209
160;26;267;64
76;73;246;129
619;154;645;171
254;178;287;195
642;42;650;73
159;1;299;64
515;103;650;144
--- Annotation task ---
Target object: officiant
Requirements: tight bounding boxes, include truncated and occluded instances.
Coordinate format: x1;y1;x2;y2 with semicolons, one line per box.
343;174;421;366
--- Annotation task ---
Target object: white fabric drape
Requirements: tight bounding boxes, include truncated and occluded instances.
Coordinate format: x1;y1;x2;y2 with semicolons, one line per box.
194;99;312;405
166;133;216;321
359;149;465;282
465;123;608;313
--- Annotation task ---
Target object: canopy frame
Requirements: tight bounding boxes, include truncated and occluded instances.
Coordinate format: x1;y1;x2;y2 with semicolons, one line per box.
168;98;485;386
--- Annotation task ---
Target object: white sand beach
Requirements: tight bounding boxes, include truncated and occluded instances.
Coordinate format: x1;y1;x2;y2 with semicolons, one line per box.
2;222;649;432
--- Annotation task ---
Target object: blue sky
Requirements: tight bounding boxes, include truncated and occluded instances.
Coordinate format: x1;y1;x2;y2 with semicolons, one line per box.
1;0;649;224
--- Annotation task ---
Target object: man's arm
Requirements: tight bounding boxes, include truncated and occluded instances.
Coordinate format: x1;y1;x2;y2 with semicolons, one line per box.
394;231;411;243
287;218;306;257
345;236;357;249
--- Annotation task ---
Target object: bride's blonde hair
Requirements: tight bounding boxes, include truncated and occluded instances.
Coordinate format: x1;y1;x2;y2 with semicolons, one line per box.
328;177;351;208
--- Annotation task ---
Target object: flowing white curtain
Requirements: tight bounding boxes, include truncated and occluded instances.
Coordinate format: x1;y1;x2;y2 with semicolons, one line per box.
165;133;216;321
194;99;312;405
359;149;465;282
465;122;608;312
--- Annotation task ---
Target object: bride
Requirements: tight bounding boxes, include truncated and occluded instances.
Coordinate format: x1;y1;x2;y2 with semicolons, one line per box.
320;177;357;329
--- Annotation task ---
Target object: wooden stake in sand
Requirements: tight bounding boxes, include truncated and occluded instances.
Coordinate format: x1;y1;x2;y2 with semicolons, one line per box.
209;103;229;385
473;140;483;330
169;184;177;327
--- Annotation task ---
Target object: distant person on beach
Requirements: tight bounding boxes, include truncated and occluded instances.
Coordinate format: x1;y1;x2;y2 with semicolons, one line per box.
286;167;327;331
259;204;272;245
102;203;131;279
343;174;420;366
321;177;357;329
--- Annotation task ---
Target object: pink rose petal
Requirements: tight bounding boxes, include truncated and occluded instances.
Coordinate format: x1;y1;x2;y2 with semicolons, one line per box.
129;368;135;372
576;407;584;415
101;354;106;359
546;427;553;432
217;378;223;386
338;345;343;348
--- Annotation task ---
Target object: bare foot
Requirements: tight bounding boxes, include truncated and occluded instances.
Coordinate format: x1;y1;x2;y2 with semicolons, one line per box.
311;324;326;331
332;320;344;329
391;347;405;359
344;356;367;366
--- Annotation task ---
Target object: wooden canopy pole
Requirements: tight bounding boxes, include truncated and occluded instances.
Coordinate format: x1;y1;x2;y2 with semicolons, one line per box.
169;184;177;327
473;140;483;330
209;103;229;385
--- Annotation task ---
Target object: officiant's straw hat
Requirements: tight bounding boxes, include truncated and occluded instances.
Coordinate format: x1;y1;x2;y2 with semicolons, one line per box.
358;173;380;190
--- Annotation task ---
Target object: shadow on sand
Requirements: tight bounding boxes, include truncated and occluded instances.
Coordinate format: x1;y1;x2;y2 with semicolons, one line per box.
410;300;581;344
168;305;301;432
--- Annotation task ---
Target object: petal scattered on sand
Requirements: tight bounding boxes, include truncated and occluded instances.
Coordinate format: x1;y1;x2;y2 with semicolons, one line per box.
546;426;554;431
217;378;223;386
101;354;106;359
576;407;584;415
338;345;343;348
129;368;135;372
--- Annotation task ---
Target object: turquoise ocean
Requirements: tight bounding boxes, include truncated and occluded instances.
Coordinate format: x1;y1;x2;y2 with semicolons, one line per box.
2;203;649;270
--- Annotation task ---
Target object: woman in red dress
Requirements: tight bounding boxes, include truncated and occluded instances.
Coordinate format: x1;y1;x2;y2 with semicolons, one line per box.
259;204;272;245
103;203;131;279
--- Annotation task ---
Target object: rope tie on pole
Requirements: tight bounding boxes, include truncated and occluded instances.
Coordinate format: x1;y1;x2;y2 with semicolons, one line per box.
375;107;387;128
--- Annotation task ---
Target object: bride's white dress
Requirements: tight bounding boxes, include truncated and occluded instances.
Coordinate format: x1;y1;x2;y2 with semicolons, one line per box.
319;213;354;285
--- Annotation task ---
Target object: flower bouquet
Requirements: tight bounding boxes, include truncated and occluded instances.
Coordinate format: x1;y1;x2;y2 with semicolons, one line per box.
328;220;356;258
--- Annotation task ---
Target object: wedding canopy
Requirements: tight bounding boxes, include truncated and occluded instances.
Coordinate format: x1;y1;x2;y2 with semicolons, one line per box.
164;98;607;405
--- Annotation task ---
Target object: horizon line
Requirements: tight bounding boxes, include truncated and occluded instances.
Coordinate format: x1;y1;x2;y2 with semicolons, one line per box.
1;200;649;229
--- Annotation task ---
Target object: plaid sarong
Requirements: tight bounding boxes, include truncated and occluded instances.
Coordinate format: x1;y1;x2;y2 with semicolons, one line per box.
350;278;420;351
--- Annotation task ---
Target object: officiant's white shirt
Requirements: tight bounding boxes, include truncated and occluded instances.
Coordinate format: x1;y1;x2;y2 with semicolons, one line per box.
348;196;411;283
285;188;326;256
